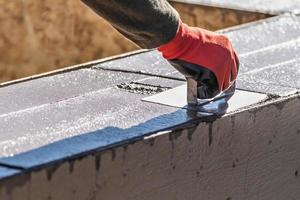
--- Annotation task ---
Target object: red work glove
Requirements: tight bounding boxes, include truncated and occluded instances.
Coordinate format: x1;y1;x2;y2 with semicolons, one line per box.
158;20;239;99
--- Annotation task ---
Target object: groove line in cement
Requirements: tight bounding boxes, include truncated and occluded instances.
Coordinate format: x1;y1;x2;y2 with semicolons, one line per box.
93;66;186;81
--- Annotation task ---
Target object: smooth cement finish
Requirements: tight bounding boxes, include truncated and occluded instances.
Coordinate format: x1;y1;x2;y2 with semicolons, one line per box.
143;85;267;113
0;13;300;171
0;5;300;200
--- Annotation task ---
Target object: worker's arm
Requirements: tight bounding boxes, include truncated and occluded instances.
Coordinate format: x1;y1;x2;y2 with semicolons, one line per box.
81;0;239;98
81;0;179;49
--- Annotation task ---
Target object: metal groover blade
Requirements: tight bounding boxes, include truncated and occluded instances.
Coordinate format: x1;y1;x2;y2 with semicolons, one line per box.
186;77;235;114
142;82;267;116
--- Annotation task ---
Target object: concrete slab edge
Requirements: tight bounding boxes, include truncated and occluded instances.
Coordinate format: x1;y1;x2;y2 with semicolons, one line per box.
0;49;150;89
0;93;298;182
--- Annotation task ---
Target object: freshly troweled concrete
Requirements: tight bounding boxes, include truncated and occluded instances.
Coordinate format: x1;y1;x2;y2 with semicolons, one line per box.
96;14;300;96
0;5;300;200
1;94;300;200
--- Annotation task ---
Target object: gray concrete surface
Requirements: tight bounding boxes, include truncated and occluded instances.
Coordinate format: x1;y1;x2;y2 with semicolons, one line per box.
0;69;150;115
1;94;299;200
0;88;187;168
0;13;299;170
0;4;300;200
96;14;300;96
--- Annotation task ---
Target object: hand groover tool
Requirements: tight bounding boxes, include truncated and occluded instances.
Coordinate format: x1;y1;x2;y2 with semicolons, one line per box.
142;78;267;117
186;77;236;116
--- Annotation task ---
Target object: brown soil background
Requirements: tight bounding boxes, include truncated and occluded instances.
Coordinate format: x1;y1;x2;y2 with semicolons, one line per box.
0;1;268;83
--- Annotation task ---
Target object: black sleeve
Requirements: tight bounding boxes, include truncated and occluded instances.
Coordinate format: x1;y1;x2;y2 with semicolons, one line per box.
81;0;179;48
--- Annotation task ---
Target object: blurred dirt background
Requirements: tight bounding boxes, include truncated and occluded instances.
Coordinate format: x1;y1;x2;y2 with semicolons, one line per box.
0;1;268;83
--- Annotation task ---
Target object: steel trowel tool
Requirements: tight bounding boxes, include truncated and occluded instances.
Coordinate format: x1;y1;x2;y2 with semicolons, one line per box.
142;78;267;116
185;78;236;115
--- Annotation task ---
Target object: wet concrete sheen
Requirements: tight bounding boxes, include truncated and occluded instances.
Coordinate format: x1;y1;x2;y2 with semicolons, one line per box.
0;12;300;176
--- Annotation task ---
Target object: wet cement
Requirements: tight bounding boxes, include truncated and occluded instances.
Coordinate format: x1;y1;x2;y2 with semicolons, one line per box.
0;87;192;168
116;82;171;95
0;13;300;175
0;69;153;115
96;14;300;96
94;51;183;80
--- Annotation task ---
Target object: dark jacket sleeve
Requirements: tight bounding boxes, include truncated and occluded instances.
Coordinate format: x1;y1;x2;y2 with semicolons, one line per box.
81;0;179;49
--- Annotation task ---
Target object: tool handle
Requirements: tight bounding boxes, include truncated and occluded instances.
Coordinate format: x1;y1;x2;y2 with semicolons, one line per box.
169;59;219;99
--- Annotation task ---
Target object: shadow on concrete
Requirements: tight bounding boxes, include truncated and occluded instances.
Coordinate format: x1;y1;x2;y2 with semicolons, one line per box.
0;108;219;171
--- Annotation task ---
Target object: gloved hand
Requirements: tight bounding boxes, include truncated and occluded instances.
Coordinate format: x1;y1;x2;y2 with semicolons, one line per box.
158;20;239;99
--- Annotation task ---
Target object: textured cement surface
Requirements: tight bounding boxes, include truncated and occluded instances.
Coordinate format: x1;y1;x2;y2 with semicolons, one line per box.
0;68;183;157
94;51;180;79
96;14;300;96
0;14;300;176
172;0;300;14
229;15;300;95
0;69;150;115
0;86;190;168
1;94;299;200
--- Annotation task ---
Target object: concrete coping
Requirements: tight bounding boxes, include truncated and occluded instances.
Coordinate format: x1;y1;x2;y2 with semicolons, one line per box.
0;9;300;185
